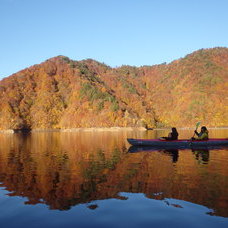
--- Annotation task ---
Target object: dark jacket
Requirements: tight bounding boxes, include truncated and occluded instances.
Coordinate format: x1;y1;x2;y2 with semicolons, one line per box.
163;131;178;140
168;132;179;140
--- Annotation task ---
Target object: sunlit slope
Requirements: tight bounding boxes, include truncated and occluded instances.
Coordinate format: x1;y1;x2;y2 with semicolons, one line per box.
0;47;227;130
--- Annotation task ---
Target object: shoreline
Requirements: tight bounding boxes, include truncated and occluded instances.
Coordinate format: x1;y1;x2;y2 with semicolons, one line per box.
0;126;228;134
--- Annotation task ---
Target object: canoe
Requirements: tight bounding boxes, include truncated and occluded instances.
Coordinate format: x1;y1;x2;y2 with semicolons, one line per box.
127;138;228;149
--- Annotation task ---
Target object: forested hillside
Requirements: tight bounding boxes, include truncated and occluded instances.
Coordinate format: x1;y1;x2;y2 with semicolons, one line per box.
0;47;227;130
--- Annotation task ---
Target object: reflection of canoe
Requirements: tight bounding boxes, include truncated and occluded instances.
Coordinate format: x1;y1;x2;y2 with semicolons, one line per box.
128;146;180;162
127;138;228;148
128;145;225;153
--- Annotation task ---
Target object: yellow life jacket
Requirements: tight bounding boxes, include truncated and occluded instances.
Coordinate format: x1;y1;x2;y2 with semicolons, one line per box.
196;130;209;140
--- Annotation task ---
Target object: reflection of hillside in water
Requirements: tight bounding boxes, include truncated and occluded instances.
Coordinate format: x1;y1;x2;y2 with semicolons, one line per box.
0;132;227;217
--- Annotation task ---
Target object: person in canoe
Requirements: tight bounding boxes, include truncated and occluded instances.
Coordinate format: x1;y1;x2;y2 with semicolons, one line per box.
160;127;179;140
192;126;209;140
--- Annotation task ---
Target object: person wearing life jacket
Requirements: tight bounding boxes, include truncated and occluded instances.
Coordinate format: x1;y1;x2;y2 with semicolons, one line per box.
192;126;209;140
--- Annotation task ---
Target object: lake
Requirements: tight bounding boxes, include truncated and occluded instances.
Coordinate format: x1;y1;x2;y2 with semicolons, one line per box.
0;128;227;228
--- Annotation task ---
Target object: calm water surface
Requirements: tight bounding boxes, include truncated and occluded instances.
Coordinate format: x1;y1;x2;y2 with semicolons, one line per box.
0;129;227;228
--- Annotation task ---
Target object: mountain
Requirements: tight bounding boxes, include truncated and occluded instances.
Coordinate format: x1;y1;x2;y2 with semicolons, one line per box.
0;47;227;130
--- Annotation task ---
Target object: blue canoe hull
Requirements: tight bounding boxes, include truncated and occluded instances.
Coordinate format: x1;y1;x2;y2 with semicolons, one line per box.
127;138;228;149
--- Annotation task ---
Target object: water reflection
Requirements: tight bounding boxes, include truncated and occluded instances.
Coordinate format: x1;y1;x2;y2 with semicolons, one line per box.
0;131;227;218
128;146;180;163
162;149;179;163
192;149;210;164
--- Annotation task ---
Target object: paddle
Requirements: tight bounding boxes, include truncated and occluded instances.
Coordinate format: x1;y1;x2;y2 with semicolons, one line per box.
192;121;201;138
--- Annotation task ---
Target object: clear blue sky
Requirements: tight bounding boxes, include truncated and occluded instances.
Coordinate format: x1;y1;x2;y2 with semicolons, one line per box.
0;0;227;79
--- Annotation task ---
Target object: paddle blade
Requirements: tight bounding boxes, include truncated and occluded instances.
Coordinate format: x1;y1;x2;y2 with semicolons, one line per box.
191;121;201;139
196;121;201;129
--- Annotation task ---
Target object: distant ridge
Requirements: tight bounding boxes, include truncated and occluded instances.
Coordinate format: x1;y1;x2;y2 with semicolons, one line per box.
0;47;227;130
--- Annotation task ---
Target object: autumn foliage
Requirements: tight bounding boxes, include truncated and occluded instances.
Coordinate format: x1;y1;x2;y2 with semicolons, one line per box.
0;47;227;130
